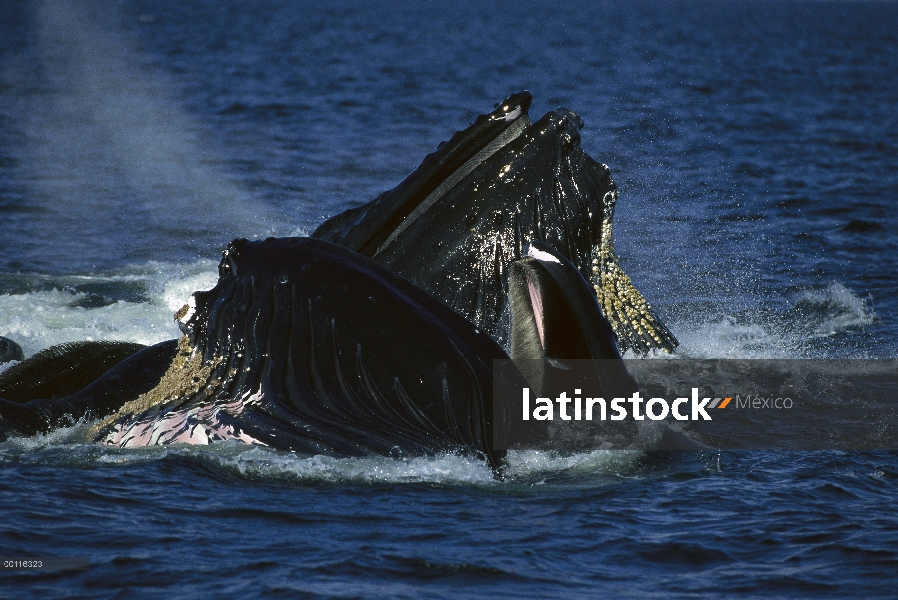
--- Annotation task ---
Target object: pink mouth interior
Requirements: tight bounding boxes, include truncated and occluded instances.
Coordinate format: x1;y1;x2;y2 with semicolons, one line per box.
527;273;546;348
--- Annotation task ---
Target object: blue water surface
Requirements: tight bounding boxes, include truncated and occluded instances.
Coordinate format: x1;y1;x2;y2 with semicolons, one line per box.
1;0;897;597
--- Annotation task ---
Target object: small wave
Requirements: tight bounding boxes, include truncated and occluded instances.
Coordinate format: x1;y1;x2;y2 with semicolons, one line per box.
1;420;93;450
674;317;793;359
790;282;875;336
1;428;641;486
671;282;875;359
504;448;642;479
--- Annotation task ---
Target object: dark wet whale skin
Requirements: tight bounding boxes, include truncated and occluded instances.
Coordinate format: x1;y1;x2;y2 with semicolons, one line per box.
1;236;636;468
0;336;24;363
313;93;677;355
314;93;612;349
89;237;510;468
312;91;535;258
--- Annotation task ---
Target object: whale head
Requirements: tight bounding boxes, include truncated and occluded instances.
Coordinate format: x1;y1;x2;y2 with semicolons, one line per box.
313;92;677;355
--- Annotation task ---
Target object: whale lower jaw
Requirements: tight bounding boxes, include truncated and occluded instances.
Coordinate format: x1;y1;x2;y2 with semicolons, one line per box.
86;238;506;467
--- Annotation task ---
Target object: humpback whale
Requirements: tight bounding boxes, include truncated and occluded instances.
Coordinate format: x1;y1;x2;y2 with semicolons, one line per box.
0;336;24;364
88;237;512;466
0;340;163;402
0;340;178;436
0;237;634;469
0;93;676;468
313;92;677;356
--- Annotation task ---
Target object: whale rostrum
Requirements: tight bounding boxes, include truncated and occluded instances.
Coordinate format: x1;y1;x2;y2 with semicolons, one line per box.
313;91;677;356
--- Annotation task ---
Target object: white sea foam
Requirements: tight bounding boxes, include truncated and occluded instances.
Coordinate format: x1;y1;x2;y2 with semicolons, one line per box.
1;417;640;484
795;282;875;336
0;434;641;485
200;447;641;484
0;260;217;358
672;317;792;359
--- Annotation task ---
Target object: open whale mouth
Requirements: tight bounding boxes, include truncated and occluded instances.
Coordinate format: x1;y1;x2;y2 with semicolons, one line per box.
508;241;637;398
510;241;617;363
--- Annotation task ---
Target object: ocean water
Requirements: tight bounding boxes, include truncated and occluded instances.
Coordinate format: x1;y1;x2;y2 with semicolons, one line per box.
1;0;897;597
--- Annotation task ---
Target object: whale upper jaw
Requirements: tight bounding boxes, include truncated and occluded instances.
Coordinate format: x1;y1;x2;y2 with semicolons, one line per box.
312;90;534;257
